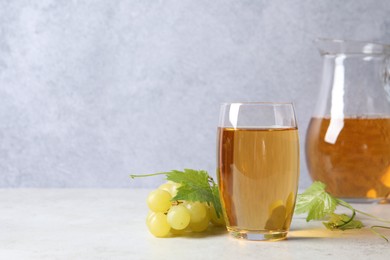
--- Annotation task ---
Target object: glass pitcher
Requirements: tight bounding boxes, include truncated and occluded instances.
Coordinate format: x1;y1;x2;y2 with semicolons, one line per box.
306;39;390;202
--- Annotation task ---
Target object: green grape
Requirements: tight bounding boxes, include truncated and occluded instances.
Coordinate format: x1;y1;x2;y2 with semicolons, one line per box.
167;205;191;230
147;189;172;213
158;181;180;197
210;204;226;226
185;202;208;223
189;213;210;232
146;212;171;237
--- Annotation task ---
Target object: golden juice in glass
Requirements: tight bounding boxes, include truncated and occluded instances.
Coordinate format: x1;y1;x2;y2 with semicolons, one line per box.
218;127;299;240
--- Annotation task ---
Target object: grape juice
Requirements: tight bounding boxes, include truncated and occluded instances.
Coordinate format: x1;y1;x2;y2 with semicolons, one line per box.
218;127;299;232
306;117;390;199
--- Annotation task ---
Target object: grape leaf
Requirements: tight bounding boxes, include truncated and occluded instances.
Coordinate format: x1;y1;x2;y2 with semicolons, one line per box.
295;181;338;221
166;169;210;199
323;213;364;230
173;182;214;202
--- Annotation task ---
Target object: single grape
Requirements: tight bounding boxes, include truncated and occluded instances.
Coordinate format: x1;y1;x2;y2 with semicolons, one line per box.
158;182;174;194
210;204;226;226
147;189;172;213
167;204;191;230
185;202;208;223
189;205;210;232
158;181;181;197
146;212;171;237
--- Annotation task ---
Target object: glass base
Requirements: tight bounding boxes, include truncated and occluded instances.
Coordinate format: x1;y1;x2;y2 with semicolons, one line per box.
227;227;288;241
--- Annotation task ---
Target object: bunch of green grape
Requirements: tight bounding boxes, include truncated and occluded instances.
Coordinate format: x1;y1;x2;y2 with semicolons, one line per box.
146;181;225;237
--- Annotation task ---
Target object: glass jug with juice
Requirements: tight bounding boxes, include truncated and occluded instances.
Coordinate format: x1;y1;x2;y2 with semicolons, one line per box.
306;39;390;202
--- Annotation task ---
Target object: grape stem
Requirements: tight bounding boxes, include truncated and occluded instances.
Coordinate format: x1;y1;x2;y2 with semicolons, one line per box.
354;209;390;224
370;226;390;242
337;198;390;224
334;210;357;229
130;172;168;179
336;198;390;241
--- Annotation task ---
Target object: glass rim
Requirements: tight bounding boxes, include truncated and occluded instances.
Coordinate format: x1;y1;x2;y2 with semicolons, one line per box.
218;101;297;128
315;38;390;55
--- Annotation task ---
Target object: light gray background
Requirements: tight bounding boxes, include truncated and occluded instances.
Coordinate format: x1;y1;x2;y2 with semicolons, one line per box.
1;0;390;188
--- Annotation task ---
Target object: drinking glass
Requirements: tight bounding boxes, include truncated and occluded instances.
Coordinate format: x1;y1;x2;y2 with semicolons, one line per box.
217;102;300;241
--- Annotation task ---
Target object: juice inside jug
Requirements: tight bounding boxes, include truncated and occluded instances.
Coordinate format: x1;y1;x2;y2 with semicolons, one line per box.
306;116;390;199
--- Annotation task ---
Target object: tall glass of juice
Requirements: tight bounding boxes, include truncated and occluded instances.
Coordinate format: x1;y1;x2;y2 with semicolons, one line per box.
217;102;300;241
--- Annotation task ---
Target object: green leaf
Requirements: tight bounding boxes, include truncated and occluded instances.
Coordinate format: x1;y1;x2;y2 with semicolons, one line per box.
173;183;214;202
167;169;212;202
323;213;364;230
295;181;338;221
167;169;210;192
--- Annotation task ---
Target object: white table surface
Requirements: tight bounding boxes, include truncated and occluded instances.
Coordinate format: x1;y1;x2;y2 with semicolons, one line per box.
1;189;390;260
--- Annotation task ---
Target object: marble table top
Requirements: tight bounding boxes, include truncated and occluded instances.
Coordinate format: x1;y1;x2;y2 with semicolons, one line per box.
1;189;390;259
